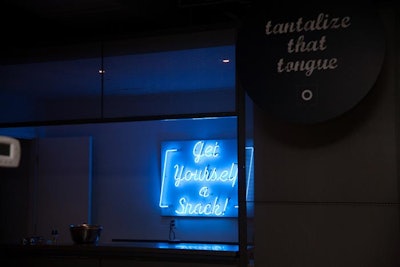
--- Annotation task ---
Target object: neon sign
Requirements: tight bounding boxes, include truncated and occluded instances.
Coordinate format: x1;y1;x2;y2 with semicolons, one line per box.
159;139;253;217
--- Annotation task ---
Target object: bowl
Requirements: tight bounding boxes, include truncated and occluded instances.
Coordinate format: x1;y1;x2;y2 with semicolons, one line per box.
69;223;103;244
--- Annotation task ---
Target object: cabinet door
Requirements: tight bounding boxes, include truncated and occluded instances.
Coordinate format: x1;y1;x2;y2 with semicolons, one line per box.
101;259;235;267
34;136;93;244
4;257;99;267
0;44;102;124
102;43;236;118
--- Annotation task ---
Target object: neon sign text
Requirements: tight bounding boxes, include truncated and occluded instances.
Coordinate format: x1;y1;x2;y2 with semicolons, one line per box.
193;141;220;163
173;162;238;187
159;139;253;217
175;196;229;216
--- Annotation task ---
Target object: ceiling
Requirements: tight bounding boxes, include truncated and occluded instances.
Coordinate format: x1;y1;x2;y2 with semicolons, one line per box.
2;0;252;48
1;0;393;53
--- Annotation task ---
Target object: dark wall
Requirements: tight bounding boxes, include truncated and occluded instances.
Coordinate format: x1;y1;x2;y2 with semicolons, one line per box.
253;4;400;267
0;139;36;244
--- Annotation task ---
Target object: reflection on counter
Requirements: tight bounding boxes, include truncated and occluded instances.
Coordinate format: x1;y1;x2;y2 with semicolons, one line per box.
160;242;237;252
111;239;239;253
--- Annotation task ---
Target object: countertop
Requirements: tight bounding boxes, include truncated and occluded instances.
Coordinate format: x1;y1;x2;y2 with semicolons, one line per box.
1;241;243;265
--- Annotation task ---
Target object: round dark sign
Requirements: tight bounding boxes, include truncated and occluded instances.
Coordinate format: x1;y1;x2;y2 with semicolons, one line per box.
237;3;385;124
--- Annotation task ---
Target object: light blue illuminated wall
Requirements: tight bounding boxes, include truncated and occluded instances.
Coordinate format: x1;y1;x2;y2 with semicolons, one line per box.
35;117;245;243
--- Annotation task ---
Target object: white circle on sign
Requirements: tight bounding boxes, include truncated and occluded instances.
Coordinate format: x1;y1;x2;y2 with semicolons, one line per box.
301;89;313;101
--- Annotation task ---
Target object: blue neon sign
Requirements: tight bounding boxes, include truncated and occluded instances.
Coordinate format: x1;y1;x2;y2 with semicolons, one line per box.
159;139;253;217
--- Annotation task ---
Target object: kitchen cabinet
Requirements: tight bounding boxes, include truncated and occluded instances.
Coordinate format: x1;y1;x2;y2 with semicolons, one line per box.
4;258;99;267
1;243;239;267
100;259;236;267
0;30;236;126
102;40;236;118
3;258;234;267
0;43;102;125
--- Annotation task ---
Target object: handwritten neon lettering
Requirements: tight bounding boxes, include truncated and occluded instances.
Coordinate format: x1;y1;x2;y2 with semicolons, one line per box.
175;197;229;216
159;140;254;217
173;162;238;187
193;141;220;163
199;187;210;197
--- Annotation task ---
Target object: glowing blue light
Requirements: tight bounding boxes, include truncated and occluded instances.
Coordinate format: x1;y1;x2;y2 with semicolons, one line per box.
156;242;238;252
159;139;253;217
